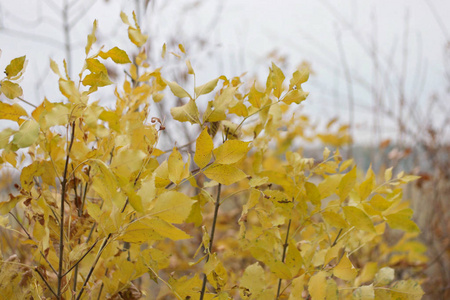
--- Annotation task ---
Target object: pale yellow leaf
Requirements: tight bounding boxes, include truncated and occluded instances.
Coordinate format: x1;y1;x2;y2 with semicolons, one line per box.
150;191;194;223
333;254;358;281
203;164;247;185
213;140;250;164
343;206;375;233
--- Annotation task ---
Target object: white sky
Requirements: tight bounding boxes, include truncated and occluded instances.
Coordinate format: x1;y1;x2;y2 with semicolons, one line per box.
1;0;449;145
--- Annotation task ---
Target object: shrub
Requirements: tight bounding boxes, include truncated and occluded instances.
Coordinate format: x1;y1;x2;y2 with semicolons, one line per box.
0;12;426;299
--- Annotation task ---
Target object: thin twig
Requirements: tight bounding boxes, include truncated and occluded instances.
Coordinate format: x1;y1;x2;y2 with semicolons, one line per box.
200;183;222;300
35;267;58;298
62;238;100;277
76;233;112;300
57;120;76;298
276;218;292;299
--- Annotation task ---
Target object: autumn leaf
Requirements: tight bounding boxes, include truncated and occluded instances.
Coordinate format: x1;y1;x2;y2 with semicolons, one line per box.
0;80;23;99
194;127;214;168
213;140;250;164
203;164;247;185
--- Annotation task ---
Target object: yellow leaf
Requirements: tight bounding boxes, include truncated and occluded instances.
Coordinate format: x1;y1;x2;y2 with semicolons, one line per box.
170;99;200;124
59;79;82;103
178;44;186;54
358;262;378;284
326;279;338;300
0;102;28;122
194;127;214;168
318;174;342;199
308;271;328;300
343;206;375;233
110;148;146;175
85;58;108;74
5;56;26;78
128;27;148;47
369;195;392;211
119;217;191;243
0;80;23;99
305;182;321;206
161;43;167;58
266;62;285;98
0;195;22;214
249;176;269;187
288;275;306;300
168;148;189;185
268;260;292;280
85;20;97;55
12;119;39;148
204;164;247;185
282;89;308;105
120;11;131;25
150;191;194;223
50;59;62;77
82;72;113;88
186;59;194;75
338;167;357;201
333;254;358;281
213;140;250;164
290;67;309;89
167;81;192;99
390;280;424;300
240;263;265;299
99;46;131;64
385;212;420;232
286;242;303;276
0;128;15;149
384;167;393;181
359;167;376;201
195;77;219;97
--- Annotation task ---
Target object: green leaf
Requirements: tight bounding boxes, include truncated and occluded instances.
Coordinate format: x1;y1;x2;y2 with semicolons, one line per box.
343;206;375;233
0;80;23;99
99;46;131;64
12;119;39;148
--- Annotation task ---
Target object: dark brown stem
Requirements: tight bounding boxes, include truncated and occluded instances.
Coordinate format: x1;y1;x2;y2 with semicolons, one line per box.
57;120;76;298
200;183;222;300
76;233;112;300
35;267;58;298
276;218;292;299
331;228;343;247
63;239;99;277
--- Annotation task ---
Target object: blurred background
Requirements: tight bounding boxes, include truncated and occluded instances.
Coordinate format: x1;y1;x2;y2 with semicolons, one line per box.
0;0;449;298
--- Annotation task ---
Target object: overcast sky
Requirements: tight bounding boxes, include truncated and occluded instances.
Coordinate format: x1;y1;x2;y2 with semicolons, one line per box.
1;0;449;144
